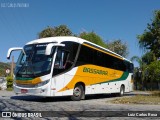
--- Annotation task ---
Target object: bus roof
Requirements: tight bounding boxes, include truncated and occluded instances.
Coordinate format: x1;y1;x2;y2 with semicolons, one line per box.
26;36;131;62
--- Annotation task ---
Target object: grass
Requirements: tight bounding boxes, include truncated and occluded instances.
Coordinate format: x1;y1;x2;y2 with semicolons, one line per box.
110;91;160;105
6;87;13;91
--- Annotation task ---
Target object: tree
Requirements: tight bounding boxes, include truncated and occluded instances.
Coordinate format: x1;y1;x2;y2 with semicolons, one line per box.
130;56;144;90
137;10;160;90
142;51;155;65
38;26;55;38
138;10;160;59
107;40;128;57
54;25;72;36
130;56;143;68
38;25;72;38
80;32;129;57
130;52;159;90
0;62;10;77
39;26;129;58
145;61;160;90
79;32;106;48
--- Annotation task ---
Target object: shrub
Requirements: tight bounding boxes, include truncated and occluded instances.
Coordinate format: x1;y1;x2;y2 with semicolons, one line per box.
6;76;13;88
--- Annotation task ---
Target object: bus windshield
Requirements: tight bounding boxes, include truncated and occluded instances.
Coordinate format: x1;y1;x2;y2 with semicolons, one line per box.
15;43;56;77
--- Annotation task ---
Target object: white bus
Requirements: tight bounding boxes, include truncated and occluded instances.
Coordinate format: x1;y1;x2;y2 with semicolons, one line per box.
7;36;134;101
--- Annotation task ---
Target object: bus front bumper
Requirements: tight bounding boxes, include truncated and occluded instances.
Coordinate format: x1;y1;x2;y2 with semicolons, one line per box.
13;84;51;96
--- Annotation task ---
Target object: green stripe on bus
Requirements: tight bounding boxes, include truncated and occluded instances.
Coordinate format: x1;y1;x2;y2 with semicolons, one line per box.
92;72;129;85
107;72;129;83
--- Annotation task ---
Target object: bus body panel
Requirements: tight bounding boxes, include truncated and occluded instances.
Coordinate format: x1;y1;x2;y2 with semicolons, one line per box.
8;36;134;99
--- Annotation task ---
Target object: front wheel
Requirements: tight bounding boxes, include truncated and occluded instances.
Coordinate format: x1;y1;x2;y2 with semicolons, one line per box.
71;85;84;101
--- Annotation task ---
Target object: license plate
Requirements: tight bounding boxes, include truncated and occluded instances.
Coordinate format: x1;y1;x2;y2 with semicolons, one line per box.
21;89;28;93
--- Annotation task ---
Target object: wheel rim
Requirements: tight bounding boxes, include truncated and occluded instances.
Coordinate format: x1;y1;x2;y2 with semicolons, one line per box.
73;87;81;97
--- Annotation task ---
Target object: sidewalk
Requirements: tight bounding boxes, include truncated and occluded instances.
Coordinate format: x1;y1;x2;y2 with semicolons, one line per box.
0;90;15;97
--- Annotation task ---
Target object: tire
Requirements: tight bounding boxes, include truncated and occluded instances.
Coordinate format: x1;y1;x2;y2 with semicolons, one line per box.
71;85;84;101
119;85;125;97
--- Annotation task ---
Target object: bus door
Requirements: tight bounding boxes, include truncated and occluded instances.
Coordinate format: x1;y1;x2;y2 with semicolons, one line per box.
51;49;70;96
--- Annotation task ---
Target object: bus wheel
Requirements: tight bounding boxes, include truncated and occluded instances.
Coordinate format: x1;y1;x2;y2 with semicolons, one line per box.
119;85;125;97
71;85;84;101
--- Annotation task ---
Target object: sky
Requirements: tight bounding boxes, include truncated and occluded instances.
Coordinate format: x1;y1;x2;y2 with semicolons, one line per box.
0;0;160;67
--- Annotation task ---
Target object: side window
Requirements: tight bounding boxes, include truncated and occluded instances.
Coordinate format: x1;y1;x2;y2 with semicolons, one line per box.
76;44;130;72
115;59;126;71
53;42;79;76
123;61;134;72
129;63;134;73
95;51;104;66
105;54;114;69
62;41;79;62
77;45;94;65
54;49;69;69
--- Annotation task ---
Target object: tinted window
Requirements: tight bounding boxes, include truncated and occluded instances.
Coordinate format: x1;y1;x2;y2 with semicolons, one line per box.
53;41;79;76
77;45;94;65
76;44;134;72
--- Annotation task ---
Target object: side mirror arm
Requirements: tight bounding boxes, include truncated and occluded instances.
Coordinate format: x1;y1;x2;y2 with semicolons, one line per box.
7;47;24;59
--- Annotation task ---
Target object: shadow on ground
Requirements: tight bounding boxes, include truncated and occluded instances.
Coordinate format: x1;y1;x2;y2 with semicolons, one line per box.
10;93;134;102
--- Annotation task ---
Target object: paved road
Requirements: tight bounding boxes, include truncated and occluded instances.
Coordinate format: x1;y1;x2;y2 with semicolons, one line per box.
0;90;160;120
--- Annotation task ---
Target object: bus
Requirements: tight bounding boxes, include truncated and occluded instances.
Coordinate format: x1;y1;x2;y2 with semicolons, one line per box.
7;36;134;101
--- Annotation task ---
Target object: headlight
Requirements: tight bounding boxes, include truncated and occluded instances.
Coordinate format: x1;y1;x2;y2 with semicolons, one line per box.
35;79;50;87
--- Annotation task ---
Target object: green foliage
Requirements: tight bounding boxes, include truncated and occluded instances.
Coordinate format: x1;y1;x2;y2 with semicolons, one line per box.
107;40;128;57
130;54;159;90
6;87;13;91
79;32;106;48
142;51;155;65
131;52;160;90
38;25;72;38
145;61;160;82
39;25;129;57
80;32;128;57
130;56;143;67
138;10;160;58
6;76;13;88
38;26;55;38
137;11;160;89
54;25;72;36
0;62;10;76
130;55;148;90
132;67;143;90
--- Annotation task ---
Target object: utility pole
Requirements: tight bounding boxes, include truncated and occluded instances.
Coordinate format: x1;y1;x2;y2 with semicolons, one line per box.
11;56;14;77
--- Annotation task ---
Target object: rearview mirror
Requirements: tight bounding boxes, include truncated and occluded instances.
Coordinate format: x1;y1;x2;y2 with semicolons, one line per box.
7;47;23;59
